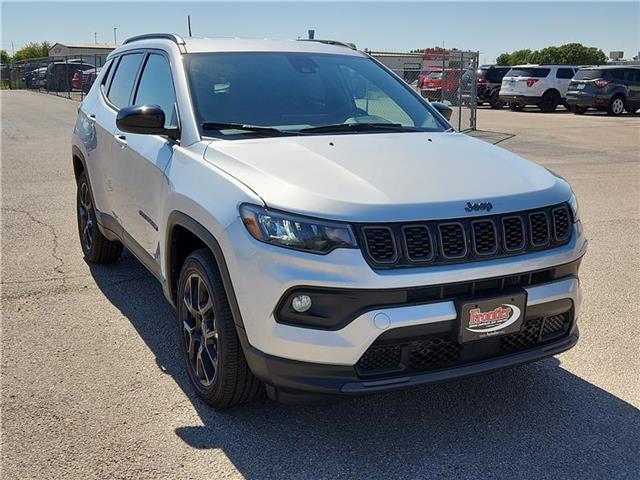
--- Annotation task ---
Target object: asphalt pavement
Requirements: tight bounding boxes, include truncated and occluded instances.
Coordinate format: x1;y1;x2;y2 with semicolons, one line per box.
1;90;639;479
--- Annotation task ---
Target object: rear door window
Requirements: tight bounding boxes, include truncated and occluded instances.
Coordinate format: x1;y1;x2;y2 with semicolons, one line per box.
508;68;550;78
106;53;144;108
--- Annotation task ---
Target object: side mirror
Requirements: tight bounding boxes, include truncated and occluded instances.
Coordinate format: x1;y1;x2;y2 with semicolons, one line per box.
116;104;178;138
431;101;453;121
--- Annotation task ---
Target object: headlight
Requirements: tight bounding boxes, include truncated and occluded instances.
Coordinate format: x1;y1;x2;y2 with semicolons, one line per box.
568;192;580;222
240;204;358;254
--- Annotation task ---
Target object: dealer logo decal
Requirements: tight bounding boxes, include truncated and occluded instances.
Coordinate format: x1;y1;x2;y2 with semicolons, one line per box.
466;304;521;333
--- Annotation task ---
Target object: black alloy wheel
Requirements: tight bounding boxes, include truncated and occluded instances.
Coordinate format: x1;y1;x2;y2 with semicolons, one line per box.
181;272;219;387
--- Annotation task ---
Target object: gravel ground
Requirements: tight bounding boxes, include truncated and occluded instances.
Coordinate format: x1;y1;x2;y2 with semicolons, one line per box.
1;90;639;479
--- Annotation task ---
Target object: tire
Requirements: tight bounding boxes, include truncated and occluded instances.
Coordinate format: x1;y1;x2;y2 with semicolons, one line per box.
177;248;263;408
509;103;524;111
489;90;504;109
624;105;638;114
607;95;625;116
572;105;587;115
538;90;560;113
76;171;123;263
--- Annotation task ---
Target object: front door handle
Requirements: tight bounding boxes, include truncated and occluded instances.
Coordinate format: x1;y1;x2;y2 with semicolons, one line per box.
114;134;128;148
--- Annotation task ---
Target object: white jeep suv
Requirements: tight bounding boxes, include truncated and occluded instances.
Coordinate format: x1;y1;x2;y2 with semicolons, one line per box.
499;64;580;112
72;34;587;407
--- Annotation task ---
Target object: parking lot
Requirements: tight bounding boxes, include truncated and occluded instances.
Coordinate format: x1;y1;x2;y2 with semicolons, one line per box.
1;90;639;479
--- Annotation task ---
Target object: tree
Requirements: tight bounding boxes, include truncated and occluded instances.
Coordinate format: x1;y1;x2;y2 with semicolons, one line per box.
12;41;52;61
0;49;10;64
495;43;607;66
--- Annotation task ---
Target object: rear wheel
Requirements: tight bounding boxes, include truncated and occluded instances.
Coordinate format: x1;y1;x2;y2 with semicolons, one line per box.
607;95;625;116
76;171;122;263
539;90;560;113
177;248;263;408
489;89;504;109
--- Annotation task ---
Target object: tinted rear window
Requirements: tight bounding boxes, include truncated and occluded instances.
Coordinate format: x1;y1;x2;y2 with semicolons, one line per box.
574;69;606;80
508;68;550;78
480;67;509;82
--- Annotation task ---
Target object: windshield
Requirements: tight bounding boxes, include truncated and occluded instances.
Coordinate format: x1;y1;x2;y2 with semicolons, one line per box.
185;52;446;137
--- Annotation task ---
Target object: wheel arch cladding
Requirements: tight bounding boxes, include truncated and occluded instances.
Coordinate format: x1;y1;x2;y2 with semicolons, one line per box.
165;211;246;330
72;145;86;183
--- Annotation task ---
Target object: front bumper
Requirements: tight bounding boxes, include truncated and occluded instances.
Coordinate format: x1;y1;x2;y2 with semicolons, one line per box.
499;94;543;105
240;300;579;396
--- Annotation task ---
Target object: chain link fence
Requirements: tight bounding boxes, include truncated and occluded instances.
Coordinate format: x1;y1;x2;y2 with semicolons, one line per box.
369;49;480;131
3;47;479;131
4;54;108;101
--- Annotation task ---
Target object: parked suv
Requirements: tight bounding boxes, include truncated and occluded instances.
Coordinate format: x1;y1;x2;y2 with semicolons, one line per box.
500;65;579;112
72;34;587;407
476;65;511;108
566;66;640;115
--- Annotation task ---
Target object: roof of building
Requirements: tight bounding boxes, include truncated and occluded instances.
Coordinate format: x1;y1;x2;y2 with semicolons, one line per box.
50;43;117;50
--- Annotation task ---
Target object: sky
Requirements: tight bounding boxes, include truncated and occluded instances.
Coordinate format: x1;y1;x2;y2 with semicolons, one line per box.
2;1;639;63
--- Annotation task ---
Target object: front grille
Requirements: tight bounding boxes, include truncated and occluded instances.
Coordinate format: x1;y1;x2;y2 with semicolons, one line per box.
403;225;433;262
529;212;550;247
358;203;572;268
472;220;498;255
362;227;396;263
552;206;571;241
356;312;572;376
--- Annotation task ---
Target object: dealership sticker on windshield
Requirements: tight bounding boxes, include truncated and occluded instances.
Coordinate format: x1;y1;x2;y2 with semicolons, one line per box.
457;292;527;343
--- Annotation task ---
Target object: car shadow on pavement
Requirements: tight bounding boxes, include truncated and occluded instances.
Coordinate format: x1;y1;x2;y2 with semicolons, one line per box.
89;251;640;480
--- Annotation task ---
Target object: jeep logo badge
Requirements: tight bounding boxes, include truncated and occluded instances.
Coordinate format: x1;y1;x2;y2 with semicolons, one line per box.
465;201;493;212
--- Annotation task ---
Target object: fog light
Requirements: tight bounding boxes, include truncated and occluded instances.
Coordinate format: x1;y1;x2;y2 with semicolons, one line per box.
292;295;312;313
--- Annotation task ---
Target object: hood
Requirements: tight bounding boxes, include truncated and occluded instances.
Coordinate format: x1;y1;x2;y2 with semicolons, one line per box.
203;132;571;222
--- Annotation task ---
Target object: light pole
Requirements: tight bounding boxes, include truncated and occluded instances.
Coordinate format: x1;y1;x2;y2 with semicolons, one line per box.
113;27;117;45
94;32;97;44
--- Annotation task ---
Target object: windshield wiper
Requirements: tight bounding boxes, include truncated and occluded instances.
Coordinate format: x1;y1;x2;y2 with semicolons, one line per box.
201;122;295;137
299;123;416;134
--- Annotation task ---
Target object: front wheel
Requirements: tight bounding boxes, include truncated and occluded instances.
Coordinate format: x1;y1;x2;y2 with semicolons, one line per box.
76;171;122;262
177;249;263;408
624;104;638;114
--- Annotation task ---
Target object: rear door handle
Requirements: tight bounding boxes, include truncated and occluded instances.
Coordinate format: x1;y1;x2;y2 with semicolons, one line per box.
114;134;128;148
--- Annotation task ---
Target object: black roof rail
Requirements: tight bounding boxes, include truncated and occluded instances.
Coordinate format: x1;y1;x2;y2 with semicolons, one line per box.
297;39;357;50
123;33;186;46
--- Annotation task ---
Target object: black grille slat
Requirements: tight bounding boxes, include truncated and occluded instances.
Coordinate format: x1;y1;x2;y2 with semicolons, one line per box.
502;216;526;251
362;227;396;263
472;220;498;255
403;225;433;262
529;212;550;247
359;203;572;269
552;206;571;241
408;338;462;370
439;223;467;258
356;345;402;372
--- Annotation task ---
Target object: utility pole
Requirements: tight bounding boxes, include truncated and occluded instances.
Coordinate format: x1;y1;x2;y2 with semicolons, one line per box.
94;32;97;44
188;15;192;37
113;27;117;45
11;41;15;56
